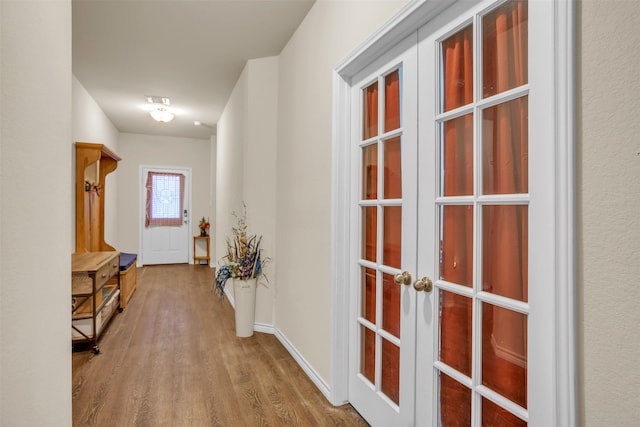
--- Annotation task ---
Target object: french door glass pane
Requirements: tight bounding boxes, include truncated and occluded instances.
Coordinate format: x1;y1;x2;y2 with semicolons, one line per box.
441;25;473;112
363;82;379;139
383;206;402;269
363;143;378;199
482;303;528;408
442;113;474;196
382;273;400;338
384;70;401;132
384;70;400;132
439;372;471;426
439;290;472;377
384;137;402;199
482;205;528;302
482;397;527;427
440;205;473;287
361;326;376;384
482;97;529;195
482;0;528;98
362;206;377;262
381;339;400;405
361;267;376;323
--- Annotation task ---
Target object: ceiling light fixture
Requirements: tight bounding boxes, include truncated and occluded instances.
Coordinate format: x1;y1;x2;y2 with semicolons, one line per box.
149;107;174;123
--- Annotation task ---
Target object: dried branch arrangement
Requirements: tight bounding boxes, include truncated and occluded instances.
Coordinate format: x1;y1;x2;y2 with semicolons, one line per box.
215;203;269;299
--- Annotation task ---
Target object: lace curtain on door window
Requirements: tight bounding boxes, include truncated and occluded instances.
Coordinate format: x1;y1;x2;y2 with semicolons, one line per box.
145;171;185;227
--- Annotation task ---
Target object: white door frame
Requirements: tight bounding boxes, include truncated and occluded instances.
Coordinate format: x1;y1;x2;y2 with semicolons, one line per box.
331;0;577;424
138;165;193;266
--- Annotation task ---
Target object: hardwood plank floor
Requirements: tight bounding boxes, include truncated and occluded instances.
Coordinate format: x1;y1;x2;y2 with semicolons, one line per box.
72;264;368;426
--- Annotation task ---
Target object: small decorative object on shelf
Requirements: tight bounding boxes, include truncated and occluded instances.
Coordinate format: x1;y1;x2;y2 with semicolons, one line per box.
199;216;210;236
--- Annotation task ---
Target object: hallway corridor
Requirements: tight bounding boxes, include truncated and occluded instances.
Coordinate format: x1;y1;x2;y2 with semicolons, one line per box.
72;264;367;426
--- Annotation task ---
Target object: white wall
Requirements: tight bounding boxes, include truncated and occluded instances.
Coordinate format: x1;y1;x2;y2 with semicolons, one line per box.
216;57;278;325
209;134;217;263
246;57;278;323
116;133;212;259
216;65;247;269
72;76;120;250
275;0;407;386
0;1;73;425
578;1;640;425
72;77;120;146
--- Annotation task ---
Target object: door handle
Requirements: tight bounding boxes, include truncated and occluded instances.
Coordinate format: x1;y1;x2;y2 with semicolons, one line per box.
393;271;412;286
413;276;433;293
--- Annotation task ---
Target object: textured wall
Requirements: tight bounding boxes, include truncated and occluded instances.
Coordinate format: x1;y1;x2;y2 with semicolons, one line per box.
1;1;73;425
216;57;278;324
244;57;278;325
72;76;120;250
216;64;248;274
116;133;211;257
275;0;408;386
578;0;640;425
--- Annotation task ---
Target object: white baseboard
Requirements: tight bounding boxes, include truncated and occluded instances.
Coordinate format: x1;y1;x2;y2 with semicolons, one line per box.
273;328;332;402
253;322;275;334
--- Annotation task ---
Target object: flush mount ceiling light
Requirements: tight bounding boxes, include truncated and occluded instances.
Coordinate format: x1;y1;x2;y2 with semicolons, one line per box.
149;107;174;123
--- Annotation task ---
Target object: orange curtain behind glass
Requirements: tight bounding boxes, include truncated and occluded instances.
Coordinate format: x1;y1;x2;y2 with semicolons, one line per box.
440;25;475;426
440;2;528;424
384;70;400;133
363;83;378;140
481;1;528;421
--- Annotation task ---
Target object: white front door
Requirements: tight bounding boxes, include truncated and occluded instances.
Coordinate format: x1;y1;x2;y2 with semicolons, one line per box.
141;166;191;265
347;0;567;425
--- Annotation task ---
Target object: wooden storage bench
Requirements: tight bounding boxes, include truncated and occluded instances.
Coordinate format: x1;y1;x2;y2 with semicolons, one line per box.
108;252;137;309
72;251;121;352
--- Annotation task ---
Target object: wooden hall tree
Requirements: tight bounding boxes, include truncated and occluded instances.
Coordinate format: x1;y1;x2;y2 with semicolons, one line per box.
73;142;123;352
75;142;121;252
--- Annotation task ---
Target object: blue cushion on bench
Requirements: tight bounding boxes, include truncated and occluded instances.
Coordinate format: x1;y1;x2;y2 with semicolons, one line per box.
119;253;137;271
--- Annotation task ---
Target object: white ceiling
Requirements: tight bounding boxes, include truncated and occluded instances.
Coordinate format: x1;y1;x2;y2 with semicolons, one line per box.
72;0;315;140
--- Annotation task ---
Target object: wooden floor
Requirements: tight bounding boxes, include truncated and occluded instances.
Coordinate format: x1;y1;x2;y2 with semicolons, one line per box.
72;264;368;426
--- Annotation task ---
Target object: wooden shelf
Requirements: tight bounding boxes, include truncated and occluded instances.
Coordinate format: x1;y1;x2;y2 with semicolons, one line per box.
72;251;120;352
193;235;210;265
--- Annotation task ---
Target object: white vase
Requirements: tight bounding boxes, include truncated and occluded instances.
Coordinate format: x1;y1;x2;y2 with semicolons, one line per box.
232;278;257;337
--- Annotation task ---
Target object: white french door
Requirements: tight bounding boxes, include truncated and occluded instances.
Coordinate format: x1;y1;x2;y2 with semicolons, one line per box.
415;1;535;425
348;33;418;427
346;0;571;425
141;166;191;265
